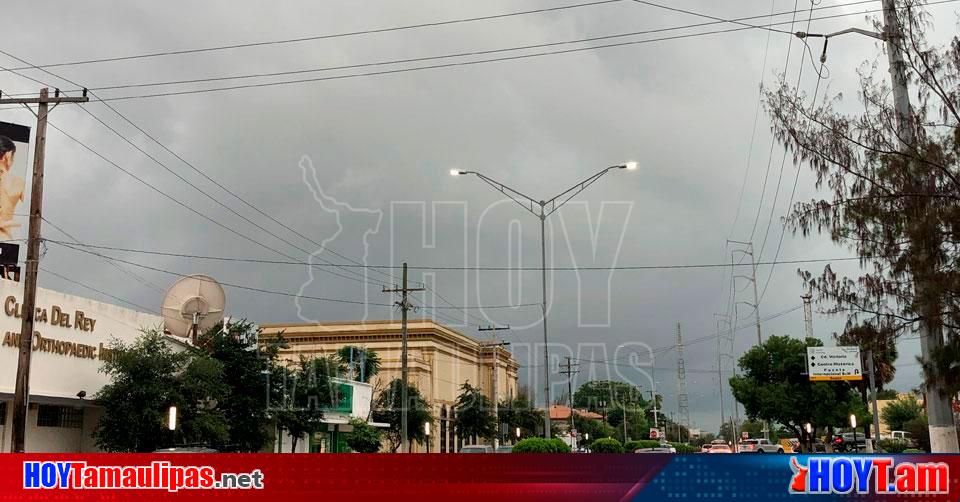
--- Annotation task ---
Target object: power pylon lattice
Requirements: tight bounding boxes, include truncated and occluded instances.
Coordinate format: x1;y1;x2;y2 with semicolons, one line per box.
676;321;690;442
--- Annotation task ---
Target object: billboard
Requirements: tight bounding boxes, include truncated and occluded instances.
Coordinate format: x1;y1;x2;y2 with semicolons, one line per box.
807;346;863;381
0;121;30;243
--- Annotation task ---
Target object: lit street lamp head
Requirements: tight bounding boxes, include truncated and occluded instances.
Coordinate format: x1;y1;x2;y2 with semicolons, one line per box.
621;161;639;170
449;169;467;176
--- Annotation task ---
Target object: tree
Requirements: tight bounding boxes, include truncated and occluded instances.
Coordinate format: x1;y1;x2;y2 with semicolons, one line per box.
275;355;341;453
877;389;900;400
344;418;382;453
453;382;497;443
196;320;275;452
94;329;228;452
372;378;433;452
904;416;931;452
500;386;544;439
730;335;863;450
835;322;898;440
881;395;925;431
337;346;380;383
572;380;646;413
573;413;615;443
764;1;960;451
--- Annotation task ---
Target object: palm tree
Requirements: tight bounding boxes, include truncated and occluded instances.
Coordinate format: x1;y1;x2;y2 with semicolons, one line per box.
337;346;380;383
835;323;897;439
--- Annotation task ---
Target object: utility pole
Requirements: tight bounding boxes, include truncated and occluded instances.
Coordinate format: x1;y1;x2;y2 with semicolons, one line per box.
1;88;88;452
558;357;580;441
867;350;881;451
793;0;959;454
479;325;510;448
383;263;423;453
713;313;730;441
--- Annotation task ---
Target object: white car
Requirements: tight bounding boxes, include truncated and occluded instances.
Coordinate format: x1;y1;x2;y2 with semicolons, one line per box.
460;445;493;453
737;438;783;453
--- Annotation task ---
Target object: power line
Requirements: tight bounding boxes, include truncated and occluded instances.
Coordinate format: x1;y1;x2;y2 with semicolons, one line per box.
42;238;865;270
42;215;165;293
0;0;626;73
21;1;933;103
51;240;539;311
629;0;794;34
0;50;399;287
39;266;158;314
756;1;818;264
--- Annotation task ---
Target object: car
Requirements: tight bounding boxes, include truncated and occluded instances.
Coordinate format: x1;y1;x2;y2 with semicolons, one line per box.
700;444;713;453
495;445;513;453
737;438;783;453
460;445;494;453
153;447;218;453
707;444;732;454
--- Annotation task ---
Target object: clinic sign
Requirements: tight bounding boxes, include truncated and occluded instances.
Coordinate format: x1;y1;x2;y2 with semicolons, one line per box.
807;346;863;381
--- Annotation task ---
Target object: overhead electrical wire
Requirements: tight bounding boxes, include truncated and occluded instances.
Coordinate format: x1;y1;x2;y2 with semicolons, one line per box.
10;1;946;103
51;240;540;311
0;0;627;73
39;266;158;314
756;0;818;265
43;238;864;271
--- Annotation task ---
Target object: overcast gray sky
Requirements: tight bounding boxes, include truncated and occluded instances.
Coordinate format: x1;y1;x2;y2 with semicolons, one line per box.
3;0;957;434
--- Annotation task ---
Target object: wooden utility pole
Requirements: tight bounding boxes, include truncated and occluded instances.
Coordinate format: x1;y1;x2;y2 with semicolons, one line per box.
382;263;423;453
479;325;510;447
1;88;88;452
558;356;579;440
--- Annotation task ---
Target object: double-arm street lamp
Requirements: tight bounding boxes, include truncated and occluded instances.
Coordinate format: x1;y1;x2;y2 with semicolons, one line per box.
451;161;638;437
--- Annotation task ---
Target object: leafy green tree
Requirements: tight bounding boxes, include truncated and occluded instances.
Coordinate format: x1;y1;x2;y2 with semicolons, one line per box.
453;382;497;442
196;320;275;452
881;395;924;431
877;389;900;400
730;335;863;450
344;418;382;453
573;413;615;443
904;416;931;452
572;380;646;413
835;323;897;440
94;329;228;452
372;378;433;452
337;346;380;383
275;355;341;453
499;386;543;439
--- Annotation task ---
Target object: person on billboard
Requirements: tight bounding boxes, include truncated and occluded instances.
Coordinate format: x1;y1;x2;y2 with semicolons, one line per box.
0;135;25;240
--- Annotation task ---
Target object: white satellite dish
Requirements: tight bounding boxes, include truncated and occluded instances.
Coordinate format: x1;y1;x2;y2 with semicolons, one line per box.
161;274;226;344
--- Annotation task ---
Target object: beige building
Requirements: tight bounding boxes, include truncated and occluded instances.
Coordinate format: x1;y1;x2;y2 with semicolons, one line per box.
260;319;519;452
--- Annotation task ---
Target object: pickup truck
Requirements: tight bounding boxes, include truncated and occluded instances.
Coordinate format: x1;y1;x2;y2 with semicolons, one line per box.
737;438;784;453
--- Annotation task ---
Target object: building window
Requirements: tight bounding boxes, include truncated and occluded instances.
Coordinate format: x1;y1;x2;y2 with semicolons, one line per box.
0;401;6;425
36;405;83;429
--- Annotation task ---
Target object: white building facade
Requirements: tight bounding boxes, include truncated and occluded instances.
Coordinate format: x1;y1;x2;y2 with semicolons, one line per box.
0;279;161;452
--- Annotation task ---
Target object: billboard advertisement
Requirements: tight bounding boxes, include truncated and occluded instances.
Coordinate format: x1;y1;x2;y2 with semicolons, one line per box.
0;121;30;243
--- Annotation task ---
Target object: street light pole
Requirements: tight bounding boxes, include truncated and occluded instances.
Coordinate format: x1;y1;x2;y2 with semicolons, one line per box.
451;161;637;438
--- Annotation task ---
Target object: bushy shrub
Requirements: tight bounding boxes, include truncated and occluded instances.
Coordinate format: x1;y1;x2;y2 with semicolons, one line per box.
512;438;571;453
590;438;624;453
876;439;909;454
624;440;661;452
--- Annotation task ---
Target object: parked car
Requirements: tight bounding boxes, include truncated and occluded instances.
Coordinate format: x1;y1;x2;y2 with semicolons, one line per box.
460;445;494;453
832;433;866;453
700;444;713;453
707;444;733;454
495;445;513;453
153;447;218;453
737;438;783;453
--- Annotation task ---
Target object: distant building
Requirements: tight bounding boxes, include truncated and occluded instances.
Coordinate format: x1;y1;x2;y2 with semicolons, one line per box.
260;319;519;452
